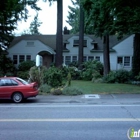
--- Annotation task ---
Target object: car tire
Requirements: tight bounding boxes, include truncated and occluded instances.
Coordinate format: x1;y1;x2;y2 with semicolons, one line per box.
12;92;23;103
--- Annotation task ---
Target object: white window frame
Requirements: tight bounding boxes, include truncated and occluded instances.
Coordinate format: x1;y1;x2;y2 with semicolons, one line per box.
117;56;131;67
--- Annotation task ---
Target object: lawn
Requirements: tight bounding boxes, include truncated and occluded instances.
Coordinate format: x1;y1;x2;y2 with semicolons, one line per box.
71;80;140;94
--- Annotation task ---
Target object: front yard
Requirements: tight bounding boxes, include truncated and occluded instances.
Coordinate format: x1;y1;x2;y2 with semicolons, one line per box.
71;80;140;94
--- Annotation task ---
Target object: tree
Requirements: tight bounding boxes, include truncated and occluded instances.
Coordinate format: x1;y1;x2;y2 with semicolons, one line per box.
0;0;40;48
78;1;84;69
111;0;140;77
66;0;80;34
44;0;63;67
66;0;93;34
82;0;140;76
55;0;63;67
82;0;113;75
29;13;42;35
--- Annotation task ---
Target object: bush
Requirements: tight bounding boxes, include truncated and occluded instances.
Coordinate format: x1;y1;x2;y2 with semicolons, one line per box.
43;66;63;87
103;70;130;83
50;88;63;95
39;84;52;93
29;66;46;87
61;66;81;80
81;60;103;81
62;87;83;96
0;54;16;76
18;60;35;71
17;71;29;79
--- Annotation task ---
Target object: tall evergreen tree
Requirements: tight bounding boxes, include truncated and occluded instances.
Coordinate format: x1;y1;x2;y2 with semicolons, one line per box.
78;1;84;69
66;0;93;34
44;0;63;67
29;13;42;35
82;0;113;75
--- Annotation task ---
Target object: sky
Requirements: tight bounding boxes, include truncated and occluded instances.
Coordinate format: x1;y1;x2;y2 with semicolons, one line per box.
14;0;73;35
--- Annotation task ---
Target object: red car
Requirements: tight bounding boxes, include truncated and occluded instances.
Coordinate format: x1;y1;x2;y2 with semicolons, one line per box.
0;77;39;103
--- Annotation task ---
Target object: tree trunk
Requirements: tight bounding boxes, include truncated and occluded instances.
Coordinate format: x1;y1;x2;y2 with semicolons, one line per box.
132;33;140;77
78;3;84;69
55;0;63;67
103;34;110;76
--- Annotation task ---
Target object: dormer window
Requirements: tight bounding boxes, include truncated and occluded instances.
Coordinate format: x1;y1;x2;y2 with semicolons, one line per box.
73;40;87;47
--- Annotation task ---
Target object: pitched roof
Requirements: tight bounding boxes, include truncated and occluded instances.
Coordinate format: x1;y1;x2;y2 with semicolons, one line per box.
9;34;129;50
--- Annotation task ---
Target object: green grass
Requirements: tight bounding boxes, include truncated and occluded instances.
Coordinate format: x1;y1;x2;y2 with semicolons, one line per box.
71;80;140;94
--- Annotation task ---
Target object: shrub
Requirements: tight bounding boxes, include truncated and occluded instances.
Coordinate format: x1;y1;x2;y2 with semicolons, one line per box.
39;84;52;93
50;88;63;95
103;70;130;83
43;66;63;87
18;60;35;71
17;71;29;79
29;66;46;87
0;54;16;76
62;87;83;96
81;60;103;81
61;66;81;80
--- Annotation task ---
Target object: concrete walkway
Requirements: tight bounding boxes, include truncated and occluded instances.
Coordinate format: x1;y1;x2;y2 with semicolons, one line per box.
36;93;140;105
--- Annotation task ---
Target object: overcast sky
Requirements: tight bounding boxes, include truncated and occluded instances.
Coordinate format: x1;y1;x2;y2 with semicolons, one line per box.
14;0;73;35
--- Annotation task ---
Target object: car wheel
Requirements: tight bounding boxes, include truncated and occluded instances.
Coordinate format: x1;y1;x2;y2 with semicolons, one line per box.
12;92;23;103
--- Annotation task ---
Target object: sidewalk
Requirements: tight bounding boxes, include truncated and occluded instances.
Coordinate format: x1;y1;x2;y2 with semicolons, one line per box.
36;93;140;105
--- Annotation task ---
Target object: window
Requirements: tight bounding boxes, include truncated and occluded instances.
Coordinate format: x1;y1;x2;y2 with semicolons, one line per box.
117;57;123;64
83;56;87;62
73;40;87;47
27;42;34;46
26;55;31;61
0;79;18;86
124;56;130;66
13;55;17;64
73;40;79;47
72;56;77;62
117;56;131;67
95;56;100;61
19;55;25;63
88;56;94;61
65;56;71;65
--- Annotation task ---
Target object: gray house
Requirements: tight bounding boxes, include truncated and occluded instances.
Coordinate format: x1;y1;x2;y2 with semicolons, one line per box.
8;34;134;70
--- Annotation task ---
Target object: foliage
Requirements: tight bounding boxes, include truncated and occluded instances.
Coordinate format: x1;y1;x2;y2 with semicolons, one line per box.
62;87;83;96
92;70;103;82
103;70;130;83
50;87;63;95
39;84;52;94
82;0;140;76
43;66;63;87
18;60;35;71
61;66;81;80
66;0;93;34
0;54;16;76
0;0;41;47
81;60;103;80
67;72;71;86
29;13;42;35
17;71;29;79
135;72;140;81
29;66;46;87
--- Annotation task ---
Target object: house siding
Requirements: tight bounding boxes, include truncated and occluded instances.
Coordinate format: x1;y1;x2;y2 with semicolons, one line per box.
8;34;134;71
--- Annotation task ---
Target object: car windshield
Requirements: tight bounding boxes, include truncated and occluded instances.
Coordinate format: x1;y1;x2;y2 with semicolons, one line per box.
16;78;29;85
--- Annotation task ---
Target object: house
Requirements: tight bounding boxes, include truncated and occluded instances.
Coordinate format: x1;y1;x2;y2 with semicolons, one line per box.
8;34;134;71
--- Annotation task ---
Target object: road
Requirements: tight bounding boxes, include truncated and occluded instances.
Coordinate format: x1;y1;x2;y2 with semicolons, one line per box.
0;101;140;140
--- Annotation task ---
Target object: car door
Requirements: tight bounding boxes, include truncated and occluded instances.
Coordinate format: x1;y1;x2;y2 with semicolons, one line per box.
0;79;18;98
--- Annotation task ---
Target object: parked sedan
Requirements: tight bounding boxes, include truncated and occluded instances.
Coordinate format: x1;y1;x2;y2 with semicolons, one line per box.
0;77;39;103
